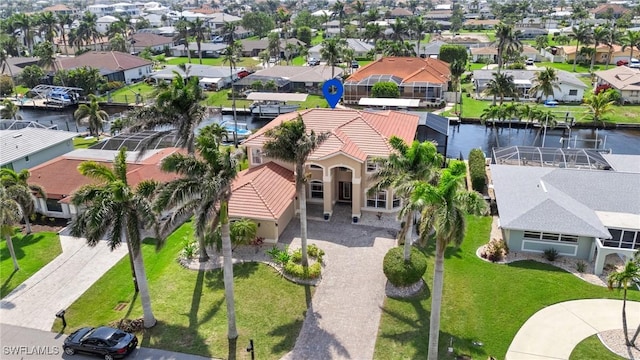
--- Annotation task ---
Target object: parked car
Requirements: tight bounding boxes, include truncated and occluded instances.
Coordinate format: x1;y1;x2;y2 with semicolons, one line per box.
211;36;225;43
308;57;320;66
237;70;250;78
525;58;534;66
617;59;629;66
63;326;138;360
351;60;360;69
269;57;279;64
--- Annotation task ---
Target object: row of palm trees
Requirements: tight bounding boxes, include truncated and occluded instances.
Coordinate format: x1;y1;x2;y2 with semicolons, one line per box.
568;24;640;72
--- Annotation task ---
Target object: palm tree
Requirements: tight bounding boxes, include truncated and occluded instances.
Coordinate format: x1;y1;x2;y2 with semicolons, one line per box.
364;23;384;46
221;21;237;45
412;161;488;360
0;168;45;234
483;72;518;105
262;115;329;267
449;60;465;115
109;34;128;52
591;26;609;72
529;67;559;102
191;18;208;65
353;0;366;29
604;26;621;70
57;13;72;55
331;0;346;38
389;18;408;42
409;17;429;57
570;24;593;72
320;38;345;78
0;49;14;80
74;95;109;137
0;186;23;271
1;99;22;120
154;125;240;339
34;41;57;72
621;30;640;64
369;137;443;261
70;148;157;328
607;260;640;346
495;23;522;73
79;12;100;51
534;35;549;52
174;18;191;63
14;13;35;54
222;41;243;147
583;90;615;125
39;11;59;44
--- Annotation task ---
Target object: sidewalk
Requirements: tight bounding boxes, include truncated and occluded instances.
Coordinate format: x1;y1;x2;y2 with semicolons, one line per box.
0;234;128;331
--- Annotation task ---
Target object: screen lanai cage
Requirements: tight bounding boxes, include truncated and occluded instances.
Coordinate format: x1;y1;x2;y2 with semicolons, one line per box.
90;131;180;151
492;146;613;170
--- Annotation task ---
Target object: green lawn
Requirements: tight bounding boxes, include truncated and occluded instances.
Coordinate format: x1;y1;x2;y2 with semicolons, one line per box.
374;216;640;359
310;33;324;46
165;57;260;68
1;231;62;298
52;221;311;359
98;83;156;105
14;85;29;95
73;137;99;149
570;335;626;360
538;62;600;74
204;90;328;109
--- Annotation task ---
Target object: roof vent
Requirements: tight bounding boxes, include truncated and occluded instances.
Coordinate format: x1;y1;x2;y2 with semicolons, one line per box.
12;133;22;138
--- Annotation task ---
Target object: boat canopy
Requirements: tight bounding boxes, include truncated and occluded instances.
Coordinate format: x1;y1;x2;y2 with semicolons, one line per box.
246;92;308;102
358;98;421;108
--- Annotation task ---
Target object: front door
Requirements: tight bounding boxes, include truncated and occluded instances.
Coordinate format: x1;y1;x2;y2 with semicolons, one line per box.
338;181;352;203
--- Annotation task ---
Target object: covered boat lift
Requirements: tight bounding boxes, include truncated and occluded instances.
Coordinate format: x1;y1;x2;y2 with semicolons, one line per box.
246;92;308;102
358;98;421;109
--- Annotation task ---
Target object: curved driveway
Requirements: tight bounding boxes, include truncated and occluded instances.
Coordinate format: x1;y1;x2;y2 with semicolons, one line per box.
506;299;640;360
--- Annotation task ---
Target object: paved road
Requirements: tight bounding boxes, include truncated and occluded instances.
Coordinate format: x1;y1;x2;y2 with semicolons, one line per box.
506;299;640;360
0;324;215;360
280;210;396;360
0;234;128;331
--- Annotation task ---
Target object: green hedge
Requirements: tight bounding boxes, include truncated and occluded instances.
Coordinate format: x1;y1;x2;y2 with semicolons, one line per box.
284;262;322;279
468;148;486;193
383;247;428;287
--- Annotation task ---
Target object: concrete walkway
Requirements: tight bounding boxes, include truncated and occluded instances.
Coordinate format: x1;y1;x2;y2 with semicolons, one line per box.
0;234;128;331
280;211;396;360
506;299;640;360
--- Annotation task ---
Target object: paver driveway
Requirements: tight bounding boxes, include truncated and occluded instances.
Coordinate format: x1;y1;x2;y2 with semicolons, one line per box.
280;211;397;360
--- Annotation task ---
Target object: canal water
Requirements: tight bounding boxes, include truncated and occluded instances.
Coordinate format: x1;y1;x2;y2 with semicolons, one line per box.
13;109;640;157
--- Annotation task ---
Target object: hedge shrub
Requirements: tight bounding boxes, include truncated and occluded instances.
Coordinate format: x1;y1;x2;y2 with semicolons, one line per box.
383;247;428;287
468;148;486;193
284;262;322;279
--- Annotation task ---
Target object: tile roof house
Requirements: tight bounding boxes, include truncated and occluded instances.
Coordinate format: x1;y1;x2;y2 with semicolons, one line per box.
590;4;631;19
490;162;640;275
594;66;640;104
56;51;153;84
308;39;374;60
344;57;451;106
470;45;539;63
129;33;174;53
0;128;76;172
27;148;183;219
0;57;39;79
388;7;414;18
553;44;633;65
240;108;419;235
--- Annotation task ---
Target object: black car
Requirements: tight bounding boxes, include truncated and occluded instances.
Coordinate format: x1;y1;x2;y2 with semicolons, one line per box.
63;326;138;360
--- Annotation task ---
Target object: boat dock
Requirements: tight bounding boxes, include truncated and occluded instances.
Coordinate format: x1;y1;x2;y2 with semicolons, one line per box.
16;98;69;111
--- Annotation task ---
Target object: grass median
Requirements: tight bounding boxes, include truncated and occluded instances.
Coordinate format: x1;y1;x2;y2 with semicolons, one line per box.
52;221;311;359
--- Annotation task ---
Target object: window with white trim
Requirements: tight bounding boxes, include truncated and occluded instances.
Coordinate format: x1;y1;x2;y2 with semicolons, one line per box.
392;195;401;208
251;148;262;164
367;190;387;208
366;159;378;173
523;231;578;243
310;181;323;199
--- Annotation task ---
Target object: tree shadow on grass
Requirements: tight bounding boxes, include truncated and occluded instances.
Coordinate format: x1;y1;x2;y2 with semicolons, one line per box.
507;259;569;273
268;317;304;354
0;269;18;297
139;320;212;358
204;262;260;289
415;237;464;260
0;233;47;261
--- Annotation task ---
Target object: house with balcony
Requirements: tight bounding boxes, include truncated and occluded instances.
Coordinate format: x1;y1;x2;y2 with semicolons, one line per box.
343;57;450;106
237;108;419;242
490;154;640;275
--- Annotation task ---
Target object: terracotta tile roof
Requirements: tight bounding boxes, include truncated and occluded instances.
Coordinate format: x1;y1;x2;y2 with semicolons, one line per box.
346;57;450;85
28;148;183;203
244;108;418;161
57;51;152;72
229;162;295;220
130;33;174;48
42;4;74;12
591;3;630;15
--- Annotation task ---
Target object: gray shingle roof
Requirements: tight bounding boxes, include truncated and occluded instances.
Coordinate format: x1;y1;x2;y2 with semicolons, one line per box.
490;164;640;238
0;128;76;166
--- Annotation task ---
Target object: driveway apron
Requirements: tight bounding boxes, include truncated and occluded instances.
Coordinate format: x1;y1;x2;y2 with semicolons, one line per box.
0;234;128;331
280;215;396;360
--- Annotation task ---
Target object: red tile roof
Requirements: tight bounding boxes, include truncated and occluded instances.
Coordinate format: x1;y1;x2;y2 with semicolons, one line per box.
229;162;295;220
28;148;183;203
57;51;152;72
346;57;450;85
243;108;419;161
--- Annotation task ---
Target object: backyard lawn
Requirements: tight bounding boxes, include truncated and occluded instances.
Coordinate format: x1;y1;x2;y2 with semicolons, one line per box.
374;216;640;359
52;221;311;359
98;83;156;105
73;136;99;149
570;335;626;359
1;231;61;298
538;61;601;73
165;57;260;68
204;89;329;109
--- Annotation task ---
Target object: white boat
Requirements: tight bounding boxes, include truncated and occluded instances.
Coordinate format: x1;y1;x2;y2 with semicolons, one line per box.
249;101;300;118
220;120;252;141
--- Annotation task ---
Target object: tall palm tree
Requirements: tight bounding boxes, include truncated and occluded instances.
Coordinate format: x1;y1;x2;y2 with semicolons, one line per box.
70;148;157;328
412;161;488;360
621;30;640;64
191;18;208;65
154;125;240;339
39;11;59;44
369;137;443;260
79;12;100;51
221;21;237;45
34;41;57;72
529;67;560;102
604;26;621;70
0;168;45;234
14;13;36;54
331;0;346;38
0;186;23;271
364;23;384;45
449;60;465;115
570;24;593;72
320;38;345;78
495;23;522;73
74;95;109;137
262;115;329;267
409;16;429;57
607;260;640;346
353;0;366;29
1;99;21;120
483;72;518;105
222;41;243;147
174;18;191;63
583;90;615;125
591;26;609;72
57;13;73;56
389;18;407;42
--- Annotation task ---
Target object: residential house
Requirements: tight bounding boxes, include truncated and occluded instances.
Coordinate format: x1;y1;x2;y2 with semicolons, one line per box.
344;57;451;106
417;40;448;59
309;39;374;60
388;7;413;18
240;38;305;57
41;4;76;16
130;33;174;53
553;45;633;65
470;45;539;63
96;15;119;34
56;51;153;84
473;69;588;102
240;108;419;240
0;128;76;172
233;65;342;94
169;42;227;58
27;147;183;219
423;10;453;21
463;19;500;30
517;28;549;40
87;4;116;17
150;64;237;87
594;66;640;104
490;155;640;275
590;4;630;19
0;57;39;80
112;2;141;16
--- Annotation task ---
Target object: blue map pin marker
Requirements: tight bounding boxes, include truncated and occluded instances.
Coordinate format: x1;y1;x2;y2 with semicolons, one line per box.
322;78;343;109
